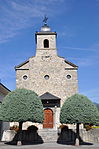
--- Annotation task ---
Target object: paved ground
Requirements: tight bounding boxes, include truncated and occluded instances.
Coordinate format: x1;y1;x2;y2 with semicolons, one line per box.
0;142;99;149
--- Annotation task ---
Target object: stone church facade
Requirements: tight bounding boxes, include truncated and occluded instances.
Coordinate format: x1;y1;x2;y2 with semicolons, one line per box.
15;21;78;130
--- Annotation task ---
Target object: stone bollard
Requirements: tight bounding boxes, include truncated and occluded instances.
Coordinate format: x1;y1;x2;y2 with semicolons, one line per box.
17;141;22;146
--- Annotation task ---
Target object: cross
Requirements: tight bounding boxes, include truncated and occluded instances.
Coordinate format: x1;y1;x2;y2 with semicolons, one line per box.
43;15;48;25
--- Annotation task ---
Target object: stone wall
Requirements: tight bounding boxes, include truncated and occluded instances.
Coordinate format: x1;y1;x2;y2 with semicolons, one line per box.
16;55;78;106
1;128;99;144
57;128;99;144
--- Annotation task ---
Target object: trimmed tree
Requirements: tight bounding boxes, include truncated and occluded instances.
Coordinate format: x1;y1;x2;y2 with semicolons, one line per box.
0;88;44;131
60;94;99;146
95;103;99;111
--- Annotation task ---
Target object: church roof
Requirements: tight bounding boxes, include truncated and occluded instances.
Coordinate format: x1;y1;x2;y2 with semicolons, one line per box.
15;57;78;69
57;56;78;68
40;92;61;100
64;59;78;68
15;60;29;69
35;31;57;35
0;83;10;99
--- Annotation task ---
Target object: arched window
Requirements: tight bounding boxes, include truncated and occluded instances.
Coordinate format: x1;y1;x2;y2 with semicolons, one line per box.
44;39;49;48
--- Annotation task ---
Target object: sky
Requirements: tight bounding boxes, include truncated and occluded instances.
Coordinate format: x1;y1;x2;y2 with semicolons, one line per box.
0;0;99;103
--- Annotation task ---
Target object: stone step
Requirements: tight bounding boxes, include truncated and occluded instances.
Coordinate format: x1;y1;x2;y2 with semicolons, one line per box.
38;128;57;132
38;129;58;142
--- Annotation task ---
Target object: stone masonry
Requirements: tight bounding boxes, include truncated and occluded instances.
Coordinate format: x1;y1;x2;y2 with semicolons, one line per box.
15;35;78;106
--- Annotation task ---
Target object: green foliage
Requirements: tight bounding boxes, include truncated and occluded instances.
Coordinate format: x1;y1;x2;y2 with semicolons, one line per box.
0;88;44;123
92;125;99;128
60;94;99;125
94;103;99;111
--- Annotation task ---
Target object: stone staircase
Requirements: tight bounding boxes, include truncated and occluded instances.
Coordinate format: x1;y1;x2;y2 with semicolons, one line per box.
38;129;58;143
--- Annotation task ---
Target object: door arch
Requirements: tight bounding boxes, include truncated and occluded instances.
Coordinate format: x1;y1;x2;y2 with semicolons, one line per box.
43;109;53;128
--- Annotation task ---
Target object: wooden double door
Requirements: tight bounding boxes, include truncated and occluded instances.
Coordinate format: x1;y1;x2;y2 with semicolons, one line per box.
43;109;53;128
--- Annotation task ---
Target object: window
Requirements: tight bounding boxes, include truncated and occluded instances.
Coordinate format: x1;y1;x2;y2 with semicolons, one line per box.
44;75;49;80
44;39;49;48
23;75;28;80
66;74;72;79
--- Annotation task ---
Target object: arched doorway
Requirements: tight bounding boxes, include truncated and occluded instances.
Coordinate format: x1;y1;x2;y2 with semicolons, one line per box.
43;109;53;128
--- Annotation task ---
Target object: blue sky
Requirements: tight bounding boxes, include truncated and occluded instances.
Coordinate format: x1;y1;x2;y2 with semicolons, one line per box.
0;0;99;103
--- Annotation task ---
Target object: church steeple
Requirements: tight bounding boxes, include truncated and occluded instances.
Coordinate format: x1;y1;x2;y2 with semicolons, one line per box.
35;16;57;57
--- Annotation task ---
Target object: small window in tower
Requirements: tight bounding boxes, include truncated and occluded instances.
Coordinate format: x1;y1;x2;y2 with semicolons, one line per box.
44;39;49;48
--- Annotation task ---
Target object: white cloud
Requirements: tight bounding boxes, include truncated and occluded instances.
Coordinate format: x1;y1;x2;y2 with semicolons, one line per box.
67;55;99;67
68;57;93;67
58;31;74;38
62;46;97;51
0;0;66;43
61;43;99;67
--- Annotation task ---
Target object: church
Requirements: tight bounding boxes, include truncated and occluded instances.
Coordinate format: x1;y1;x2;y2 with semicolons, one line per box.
15;18;78;130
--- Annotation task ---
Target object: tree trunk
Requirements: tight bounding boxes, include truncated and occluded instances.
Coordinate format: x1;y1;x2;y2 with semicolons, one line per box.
19;121;23;130
17;122;23;146
75;123;80;146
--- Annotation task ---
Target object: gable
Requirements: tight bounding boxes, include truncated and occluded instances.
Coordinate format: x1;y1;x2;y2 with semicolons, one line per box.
64;59;78;68
15;60;29;70
0;83;10;96
15;56;36;70
57;56;78;69
40;92;61;100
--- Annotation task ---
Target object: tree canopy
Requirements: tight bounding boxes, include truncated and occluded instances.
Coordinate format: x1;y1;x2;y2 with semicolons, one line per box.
94;103;99;111
0;88;44;123
60;94;99;125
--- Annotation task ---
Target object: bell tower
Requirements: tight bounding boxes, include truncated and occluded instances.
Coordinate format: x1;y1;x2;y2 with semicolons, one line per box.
35;16;57;57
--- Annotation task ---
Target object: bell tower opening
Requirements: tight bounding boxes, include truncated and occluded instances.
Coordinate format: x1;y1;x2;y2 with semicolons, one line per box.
44;39;49;48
